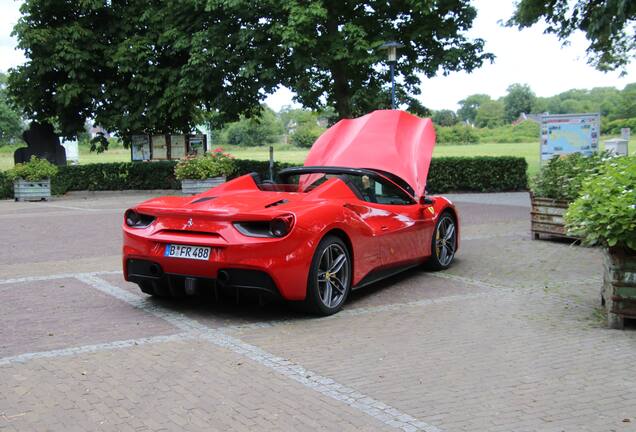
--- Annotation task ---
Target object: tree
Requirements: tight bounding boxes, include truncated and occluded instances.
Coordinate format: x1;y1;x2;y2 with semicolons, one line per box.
475;100;505;128
432;109;459;127
8;0;281;141
617;83;636;119
457;94;491;123
220;107;283;147
9;0;493;140
503;83;536;122
0;73;24;144
508;0;636;73
275;1;493;119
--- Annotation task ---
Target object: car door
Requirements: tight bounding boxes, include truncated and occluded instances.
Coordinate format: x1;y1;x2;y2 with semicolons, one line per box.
349;175;435;265
370;178;435;265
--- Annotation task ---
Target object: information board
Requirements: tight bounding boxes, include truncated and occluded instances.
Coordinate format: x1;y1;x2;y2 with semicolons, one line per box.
188;134;206;156
131;135;151;161
151;135;168;160
540;113;600;162
170;135;186;159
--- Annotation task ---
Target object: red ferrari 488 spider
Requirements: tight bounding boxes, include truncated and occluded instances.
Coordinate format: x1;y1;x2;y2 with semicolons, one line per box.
123;110;458;315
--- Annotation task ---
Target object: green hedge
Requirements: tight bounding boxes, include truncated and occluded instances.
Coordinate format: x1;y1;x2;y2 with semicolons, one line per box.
0;156;527;199
427;156;527;193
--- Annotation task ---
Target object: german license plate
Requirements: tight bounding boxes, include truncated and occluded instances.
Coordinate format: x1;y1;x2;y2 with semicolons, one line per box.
164;244;211;260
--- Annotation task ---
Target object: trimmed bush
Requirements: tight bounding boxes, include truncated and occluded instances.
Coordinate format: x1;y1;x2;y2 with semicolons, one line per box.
0;156;527;199
426;157;527;193
0;171;12;198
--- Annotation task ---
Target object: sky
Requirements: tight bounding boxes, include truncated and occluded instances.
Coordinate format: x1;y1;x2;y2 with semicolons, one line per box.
1;0;634;112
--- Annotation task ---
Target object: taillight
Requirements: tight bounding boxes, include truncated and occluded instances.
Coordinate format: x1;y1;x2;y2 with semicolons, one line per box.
269;215;294;237
124;209;156;228
233;214;295;238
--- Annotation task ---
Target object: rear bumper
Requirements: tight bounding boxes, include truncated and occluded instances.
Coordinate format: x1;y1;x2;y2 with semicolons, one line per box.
122;227;316;301
126;258;280;297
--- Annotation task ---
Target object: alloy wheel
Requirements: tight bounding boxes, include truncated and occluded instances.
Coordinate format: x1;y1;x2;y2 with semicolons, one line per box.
317;243;349;308
435;215;456;266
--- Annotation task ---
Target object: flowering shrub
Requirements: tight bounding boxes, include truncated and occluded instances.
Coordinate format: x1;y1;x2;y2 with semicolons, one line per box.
174;148;236;180
7;156;59;181
565;156;636;251
531;152;612;201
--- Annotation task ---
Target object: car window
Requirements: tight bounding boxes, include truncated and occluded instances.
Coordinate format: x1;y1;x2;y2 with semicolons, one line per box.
345;174;412;205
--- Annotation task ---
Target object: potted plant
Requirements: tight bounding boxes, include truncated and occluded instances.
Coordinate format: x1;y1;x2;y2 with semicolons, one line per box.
174;148;236;195
8;156;59;201
565;156;636;329
530;152;608;239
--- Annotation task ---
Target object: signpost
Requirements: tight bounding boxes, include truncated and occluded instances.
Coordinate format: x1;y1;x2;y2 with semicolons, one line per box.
539;113;600;162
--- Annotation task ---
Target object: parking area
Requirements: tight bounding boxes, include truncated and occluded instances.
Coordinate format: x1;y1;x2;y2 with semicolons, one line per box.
1;191;635;432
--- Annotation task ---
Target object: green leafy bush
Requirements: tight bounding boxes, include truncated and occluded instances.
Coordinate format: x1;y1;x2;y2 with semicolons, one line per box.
565;156;636;251
7;156;58;181
531;152;611;201
0;171;12;197
435;124;479;145
601;117;636;135
475;120;539;143
174;149;236;180
290;126;323;148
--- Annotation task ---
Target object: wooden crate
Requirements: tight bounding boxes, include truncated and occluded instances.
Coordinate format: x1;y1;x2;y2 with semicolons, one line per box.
603;248;636;329
13;178;51;202
530;194;575;240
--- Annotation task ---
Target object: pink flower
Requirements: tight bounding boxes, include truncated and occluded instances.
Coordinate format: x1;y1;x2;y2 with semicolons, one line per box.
213;147;223;153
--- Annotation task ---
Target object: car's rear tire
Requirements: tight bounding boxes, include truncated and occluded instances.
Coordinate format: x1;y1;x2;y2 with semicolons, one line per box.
305;235;352;316
426;211;457;270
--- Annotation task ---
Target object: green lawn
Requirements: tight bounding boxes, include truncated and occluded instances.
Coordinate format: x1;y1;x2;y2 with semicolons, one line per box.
2;137;633;178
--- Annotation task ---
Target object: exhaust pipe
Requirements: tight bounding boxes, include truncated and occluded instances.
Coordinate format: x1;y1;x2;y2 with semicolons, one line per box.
184;277;197;296
218;270;230;284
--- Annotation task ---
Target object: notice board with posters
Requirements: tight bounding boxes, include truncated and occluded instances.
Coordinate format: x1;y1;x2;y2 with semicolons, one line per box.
134;133;208;161
187;134;207;156
540;113;600;162
170;135;186;159
151;135;168;160
131;135;151;161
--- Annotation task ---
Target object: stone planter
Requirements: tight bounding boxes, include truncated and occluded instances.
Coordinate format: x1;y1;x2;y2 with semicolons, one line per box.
13;178;51;202
530;193;576;240
181;176;226;195
602;247;636;329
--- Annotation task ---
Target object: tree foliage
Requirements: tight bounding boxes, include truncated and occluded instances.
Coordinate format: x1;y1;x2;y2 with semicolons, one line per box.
219;107;283;147
509;0;636;73
432;109;459;126
273;0;493;118
0;73;24;144
8;0;281;141
503;83;536;122
9;0;492;140
457;94;491;123
475;100;505;128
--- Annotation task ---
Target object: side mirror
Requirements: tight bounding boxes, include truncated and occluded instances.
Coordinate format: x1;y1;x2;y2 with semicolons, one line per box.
419;196;434;205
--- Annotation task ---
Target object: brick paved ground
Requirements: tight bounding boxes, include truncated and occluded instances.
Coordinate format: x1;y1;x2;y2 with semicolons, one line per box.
1;191;634;432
